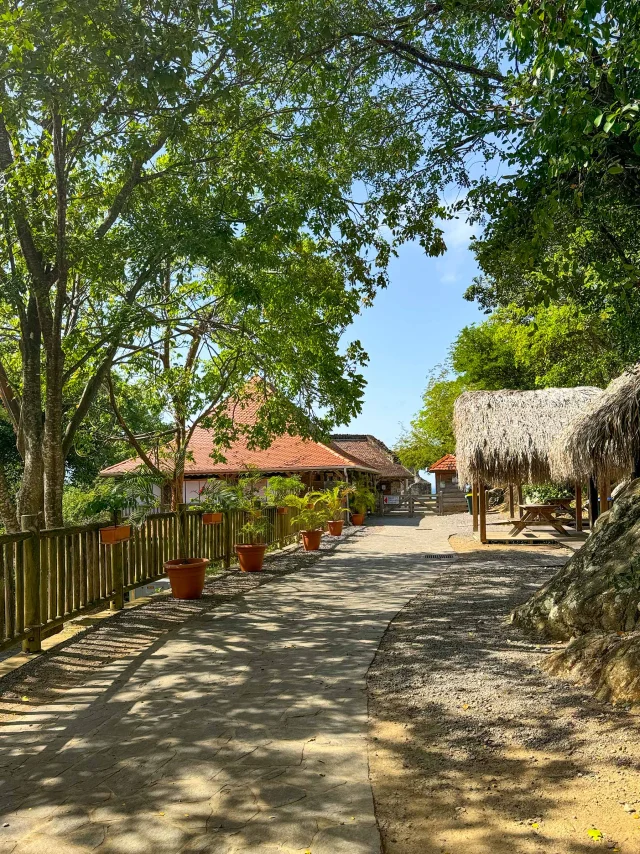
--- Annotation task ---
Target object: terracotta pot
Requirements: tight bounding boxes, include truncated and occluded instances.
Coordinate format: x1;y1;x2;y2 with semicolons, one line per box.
350;513;365;526
100;525;126;545
116;524;132;541
235;543;267;572
202;512;223;525
164;557;209;599
328;520;344;536
277;506;288;515
301;529;322;551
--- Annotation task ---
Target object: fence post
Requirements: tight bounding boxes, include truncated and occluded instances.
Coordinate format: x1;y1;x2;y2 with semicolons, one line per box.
21;514;41;653
178;503;188;559
409;495;414;517
110;543;124;611
223;511;232;568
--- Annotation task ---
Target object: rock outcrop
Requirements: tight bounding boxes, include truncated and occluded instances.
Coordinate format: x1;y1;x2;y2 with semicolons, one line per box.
511;479;640;640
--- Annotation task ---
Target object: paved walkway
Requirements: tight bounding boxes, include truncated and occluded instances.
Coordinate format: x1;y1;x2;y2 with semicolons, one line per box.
0;517;449;854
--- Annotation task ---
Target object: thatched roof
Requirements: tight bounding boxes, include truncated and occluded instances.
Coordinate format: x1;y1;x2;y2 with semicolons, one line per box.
454;386;602;486
550;365;640;482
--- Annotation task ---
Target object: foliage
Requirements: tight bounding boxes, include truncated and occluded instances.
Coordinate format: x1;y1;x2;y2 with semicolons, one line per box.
265;475;305;507
395;372;466;472
321;482;355;521
522;483;575;504
285;491;329;532
239;510;272;546
193;479;243;513
350;480;376;515
80;469;163;526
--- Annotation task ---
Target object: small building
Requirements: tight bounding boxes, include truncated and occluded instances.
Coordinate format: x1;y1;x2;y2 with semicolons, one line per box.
428;454;459;492
330;434;413;494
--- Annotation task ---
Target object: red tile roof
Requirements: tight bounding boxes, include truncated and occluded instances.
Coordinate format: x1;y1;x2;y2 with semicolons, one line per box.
330;434;413;480
101;382;378;477
428;453;458;473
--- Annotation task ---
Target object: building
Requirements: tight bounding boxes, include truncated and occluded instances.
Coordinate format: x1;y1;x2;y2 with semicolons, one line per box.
100;390;411;501
428;454;459;492
330;435;413;494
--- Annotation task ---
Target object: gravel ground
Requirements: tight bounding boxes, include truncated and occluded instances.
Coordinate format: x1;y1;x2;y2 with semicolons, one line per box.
0;526;367;722
368;528;640;854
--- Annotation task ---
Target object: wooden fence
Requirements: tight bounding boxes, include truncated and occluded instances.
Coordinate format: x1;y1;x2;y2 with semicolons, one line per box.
0;505;300;655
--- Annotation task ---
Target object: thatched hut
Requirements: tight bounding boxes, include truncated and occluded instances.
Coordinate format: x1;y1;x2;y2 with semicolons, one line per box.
550;364;640;484
454;386;602;541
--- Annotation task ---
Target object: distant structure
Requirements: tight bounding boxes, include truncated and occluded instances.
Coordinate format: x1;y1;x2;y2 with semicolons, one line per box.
428;454;467;515
330;434;414;495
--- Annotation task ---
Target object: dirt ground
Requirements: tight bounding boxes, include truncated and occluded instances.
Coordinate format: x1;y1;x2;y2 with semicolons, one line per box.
368;537;640;854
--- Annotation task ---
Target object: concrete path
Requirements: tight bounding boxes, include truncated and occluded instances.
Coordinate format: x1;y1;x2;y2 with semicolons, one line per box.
0;517;450;854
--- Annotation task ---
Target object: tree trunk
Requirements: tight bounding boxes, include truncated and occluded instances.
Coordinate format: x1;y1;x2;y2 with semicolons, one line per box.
16;295;44;521
0;466;18;532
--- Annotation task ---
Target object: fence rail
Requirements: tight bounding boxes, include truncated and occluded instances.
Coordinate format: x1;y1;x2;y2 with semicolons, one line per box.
0;505;301;655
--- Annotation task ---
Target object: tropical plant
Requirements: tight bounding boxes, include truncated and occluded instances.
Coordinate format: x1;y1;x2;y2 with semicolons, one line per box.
265;475;305;507
194;479;243;513
322;482;355;522
285;492;329;533
351;480;376;516
239;509;272;546
83;469;164;527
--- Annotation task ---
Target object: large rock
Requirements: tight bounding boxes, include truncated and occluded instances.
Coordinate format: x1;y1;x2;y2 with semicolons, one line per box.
511;479;640;640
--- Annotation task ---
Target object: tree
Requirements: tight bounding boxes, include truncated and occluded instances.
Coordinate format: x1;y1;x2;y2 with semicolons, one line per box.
0;0;441;530
395;371;466;472
107;241;370;506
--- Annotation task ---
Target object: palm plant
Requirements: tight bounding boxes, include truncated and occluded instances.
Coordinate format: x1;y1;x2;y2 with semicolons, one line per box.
322;482;355;521
351;480;376;515
265;475;304;507
285;491;329;532
195;478;244;512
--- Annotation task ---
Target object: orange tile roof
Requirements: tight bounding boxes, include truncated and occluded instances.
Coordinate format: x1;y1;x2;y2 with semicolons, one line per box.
428;453;458;473
101;382;378;477
331;434;413;480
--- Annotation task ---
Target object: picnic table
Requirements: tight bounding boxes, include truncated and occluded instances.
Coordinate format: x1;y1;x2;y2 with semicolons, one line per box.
509;504;572;537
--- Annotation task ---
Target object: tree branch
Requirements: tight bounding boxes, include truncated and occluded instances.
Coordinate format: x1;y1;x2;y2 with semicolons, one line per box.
106;373;163;476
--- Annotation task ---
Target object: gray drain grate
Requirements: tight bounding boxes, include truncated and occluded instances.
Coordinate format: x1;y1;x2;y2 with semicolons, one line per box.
424;553;455;560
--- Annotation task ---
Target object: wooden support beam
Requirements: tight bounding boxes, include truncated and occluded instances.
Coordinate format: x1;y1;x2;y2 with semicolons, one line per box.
508;484;515;520
478;480;487;544
575;482;583;532
599;475;610;515
589;477;599;528
517;484;524;518
472;480;479;533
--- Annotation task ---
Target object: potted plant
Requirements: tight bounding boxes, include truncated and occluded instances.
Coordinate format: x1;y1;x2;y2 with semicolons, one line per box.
285;491;329;550
194;478;243;524
85;471;162;544
350;480;376;526
234;467;272;571
265;474;304;514
322;482;355;536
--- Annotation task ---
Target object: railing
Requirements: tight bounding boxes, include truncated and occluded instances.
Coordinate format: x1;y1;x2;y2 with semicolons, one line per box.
0;505;301;655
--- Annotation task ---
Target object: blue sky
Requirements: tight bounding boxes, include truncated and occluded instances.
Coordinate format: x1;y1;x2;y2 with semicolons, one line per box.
341;217;487;449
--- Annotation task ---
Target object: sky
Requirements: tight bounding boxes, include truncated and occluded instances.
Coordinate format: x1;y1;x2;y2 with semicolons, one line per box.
341;217;487;450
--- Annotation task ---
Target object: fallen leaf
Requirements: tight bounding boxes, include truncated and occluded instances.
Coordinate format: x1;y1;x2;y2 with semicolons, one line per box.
587;827;603;841
461;703;470;710
21;696;29;702
531;822;539;829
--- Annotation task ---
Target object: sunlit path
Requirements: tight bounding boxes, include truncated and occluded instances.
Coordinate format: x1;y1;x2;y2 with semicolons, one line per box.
0;519;444;854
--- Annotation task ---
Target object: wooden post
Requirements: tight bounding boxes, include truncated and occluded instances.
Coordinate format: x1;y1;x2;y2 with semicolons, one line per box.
517;484;524;518
21;514;41;654
409;494;414;517
478;480;487;543
575;482;583;532
178;503;188;559
589;477;599;527
472;480;479;533
599;475;610;514
508;484;515;520
223;511;232;568
110;542;124;611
